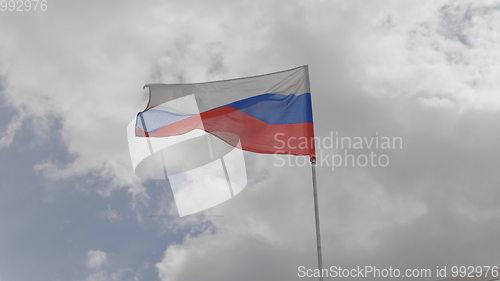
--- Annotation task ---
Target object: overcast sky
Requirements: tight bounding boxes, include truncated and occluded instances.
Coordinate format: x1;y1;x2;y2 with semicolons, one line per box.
1;0;500;280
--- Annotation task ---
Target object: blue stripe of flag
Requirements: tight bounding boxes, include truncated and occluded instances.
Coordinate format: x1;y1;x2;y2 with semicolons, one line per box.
221;93;313;125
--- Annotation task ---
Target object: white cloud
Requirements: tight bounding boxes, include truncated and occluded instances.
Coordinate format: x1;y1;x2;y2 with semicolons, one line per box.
156;156;432;281
84;272;108;281
84;250;139;281
0;0;297;196
104;206;120;222
87;250;108;270
0;112;24;149
356;0;500;110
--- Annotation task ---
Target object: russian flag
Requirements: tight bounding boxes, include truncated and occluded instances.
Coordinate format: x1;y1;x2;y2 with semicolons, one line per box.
136;65;315;160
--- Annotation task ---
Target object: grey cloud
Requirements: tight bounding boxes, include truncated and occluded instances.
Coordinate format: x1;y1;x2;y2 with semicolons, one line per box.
1;0;500;280
154;0;500;281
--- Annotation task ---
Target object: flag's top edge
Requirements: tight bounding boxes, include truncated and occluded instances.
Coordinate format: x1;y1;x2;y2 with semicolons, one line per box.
143;65;308;88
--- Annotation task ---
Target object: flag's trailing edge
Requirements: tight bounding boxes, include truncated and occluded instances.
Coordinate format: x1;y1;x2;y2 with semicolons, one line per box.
136;65;316;159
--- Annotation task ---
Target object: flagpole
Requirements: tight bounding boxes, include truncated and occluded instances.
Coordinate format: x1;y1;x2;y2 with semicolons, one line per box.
311;157;323;281
305;64;323;281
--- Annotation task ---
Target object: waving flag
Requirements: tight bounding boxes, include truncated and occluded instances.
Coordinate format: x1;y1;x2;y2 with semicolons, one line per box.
128;65;315;217
136;65;316;158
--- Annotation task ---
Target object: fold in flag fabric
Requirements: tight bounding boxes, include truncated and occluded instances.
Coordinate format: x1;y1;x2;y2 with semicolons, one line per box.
136;65;316;159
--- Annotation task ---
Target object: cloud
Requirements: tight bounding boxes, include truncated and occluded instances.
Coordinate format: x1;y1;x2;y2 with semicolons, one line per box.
104;206;121;222
153;0;500;280
84;272;108;281
0;0;307;195
0;112;24;149
87;250;108;270
356;0;500;110
83;249;144;281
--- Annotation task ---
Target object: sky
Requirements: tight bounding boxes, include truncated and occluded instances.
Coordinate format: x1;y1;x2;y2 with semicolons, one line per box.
1;0;500;280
